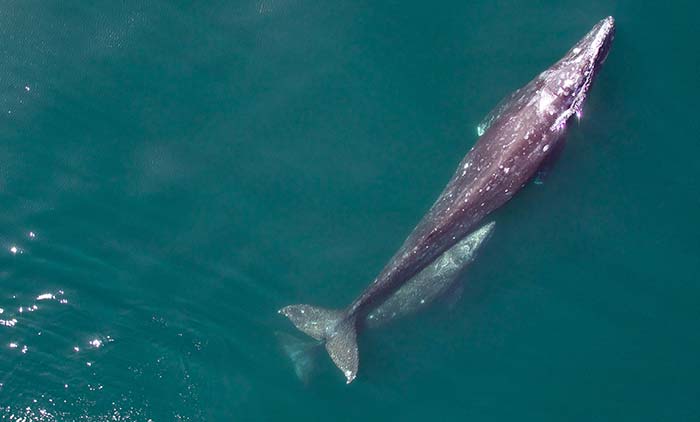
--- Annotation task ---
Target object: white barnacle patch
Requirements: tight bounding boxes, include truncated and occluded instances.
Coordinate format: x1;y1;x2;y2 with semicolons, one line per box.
543;145;550;152
537;90;555;114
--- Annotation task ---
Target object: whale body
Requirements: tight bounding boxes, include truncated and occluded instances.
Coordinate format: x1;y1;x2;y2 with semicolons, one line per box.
280;17;615;383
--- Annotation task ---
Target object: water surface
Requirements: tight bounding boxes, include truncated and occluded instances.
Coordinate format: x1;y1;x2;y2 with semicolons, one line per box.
1;1;698;420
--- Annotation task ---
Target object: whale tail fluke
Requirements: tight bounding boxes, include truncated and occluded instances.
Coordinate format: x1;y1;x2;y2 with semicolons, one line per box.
279;304;359;383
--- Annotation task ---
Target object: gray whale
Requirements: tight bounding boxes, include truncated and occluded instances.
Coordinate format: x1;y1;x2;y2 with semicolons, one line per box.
364;221;494;327
278;222;494;383
280;16;615;383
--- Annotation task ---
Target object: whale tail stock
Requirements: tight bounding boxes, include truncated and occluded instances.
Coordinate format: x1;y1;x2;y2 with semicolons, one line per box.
278;304;359;384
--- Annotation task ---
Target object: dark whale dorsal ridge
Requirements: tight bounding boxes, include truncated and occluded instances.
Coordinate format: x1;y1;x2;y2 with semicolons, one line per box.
279;17;615;384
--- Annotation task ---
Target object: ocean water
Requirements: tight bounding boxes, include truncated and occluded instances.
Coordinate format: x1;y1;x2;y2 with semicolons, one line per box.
1;1;698;420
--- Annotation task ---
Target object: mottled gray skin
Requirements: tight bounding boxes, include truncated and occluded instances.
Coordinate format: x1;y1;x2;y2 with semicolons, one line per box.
365;221;494;328
280;17;615;384
347;17;615;320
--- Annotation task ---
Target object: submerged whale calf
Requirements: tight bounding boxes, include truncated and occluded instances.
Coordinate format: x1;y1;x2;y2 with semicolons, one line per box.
364;221;494;328
278;222;494;383
280;17;615;383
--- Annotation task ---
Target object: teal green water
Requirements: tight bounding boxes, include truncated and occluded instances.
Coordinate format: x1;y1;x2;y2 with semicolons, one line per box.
1;1;698;420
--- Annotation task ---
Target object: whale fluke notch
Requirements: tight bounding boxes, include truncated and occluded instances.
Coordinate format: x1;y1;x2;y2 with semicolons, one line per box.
279;305;359;383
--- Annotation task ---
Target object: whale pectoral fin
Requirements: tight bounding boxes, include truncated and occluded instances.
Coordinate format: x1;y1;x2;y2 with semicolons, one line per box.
478;78;541;136
279;305;360;384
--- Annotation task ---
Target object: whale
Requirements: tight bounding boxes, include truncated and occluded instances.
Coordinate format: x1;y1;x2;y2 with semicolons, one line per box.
363;221;494;327
280;16;615;383
278;222;494;383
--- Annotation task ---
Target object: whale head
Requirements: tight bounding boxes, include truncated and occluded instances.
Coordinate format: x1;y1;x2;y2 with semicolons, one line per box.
477;17;616;138
544;16;616;126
